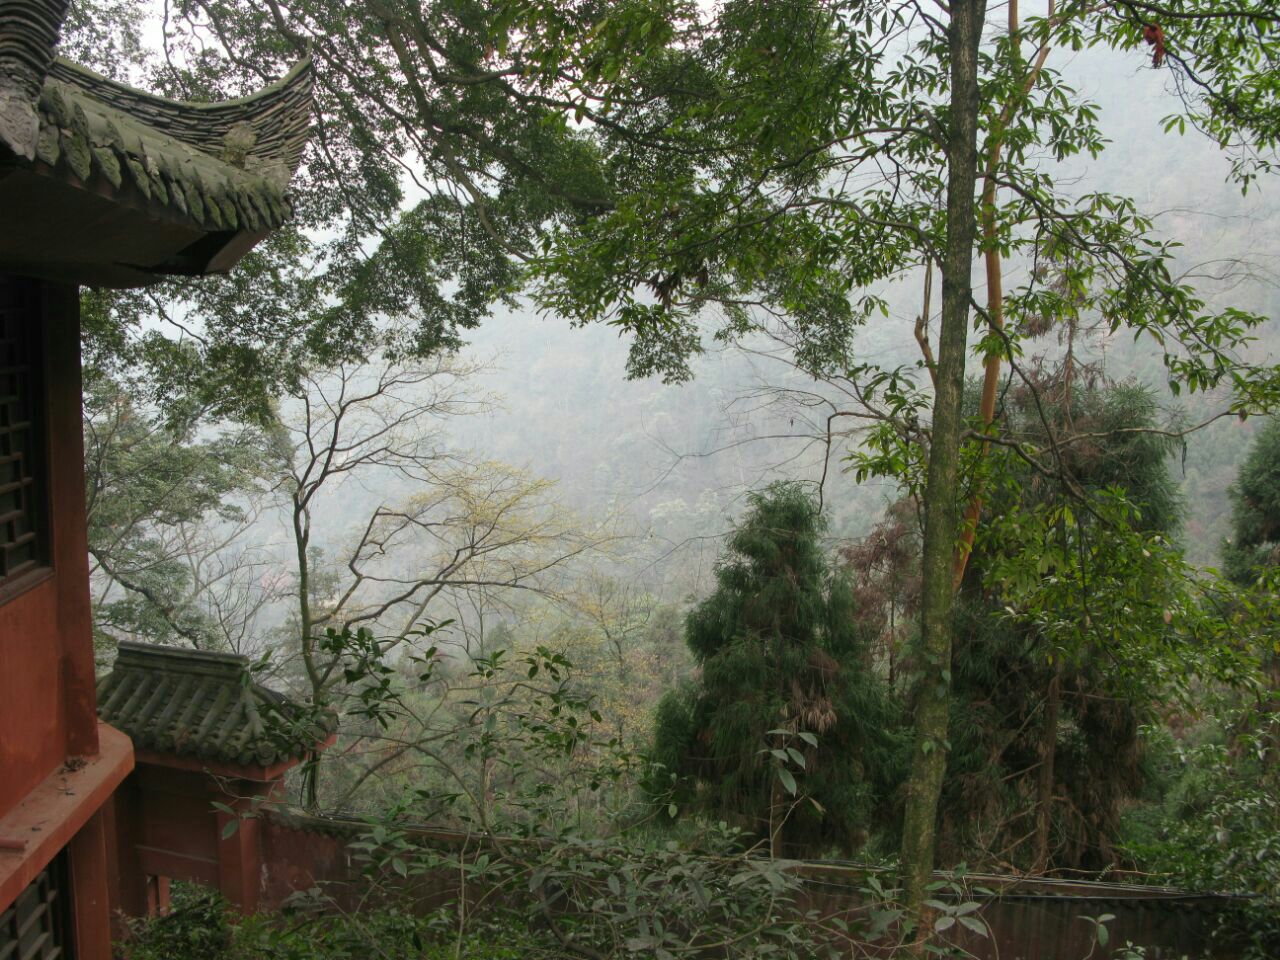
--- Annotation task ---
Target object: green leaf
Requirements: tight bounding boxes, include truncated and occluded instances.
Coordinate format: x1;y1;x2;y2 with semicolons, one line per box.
777;767;797;796
959;915;988;936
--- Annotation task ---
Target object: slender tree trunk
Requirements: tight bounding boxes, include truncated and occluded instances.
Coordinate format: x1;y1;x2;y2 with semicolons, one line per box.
292;495;324;809
951;185;1005;592
1032;668;1061;873
950;0;1056;590
889;597;897;687
769;773;784;859
899;0;988;936
1257;655;1280;770
294;497;319;694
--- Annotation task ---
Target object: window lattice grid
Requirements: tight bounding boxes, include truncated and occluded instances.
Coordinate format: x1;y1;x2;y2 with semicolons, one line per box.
0;281;43;582
0;860;68;960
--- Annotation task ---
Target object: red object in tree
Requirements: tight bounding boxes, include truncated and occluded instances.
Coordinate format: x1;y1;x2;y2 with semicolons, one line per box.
1143;23;1167;68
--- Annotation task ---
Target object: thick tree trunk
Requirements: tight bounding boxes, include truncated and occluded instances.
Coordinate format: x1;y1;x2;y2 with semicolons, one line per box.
899;0;987;937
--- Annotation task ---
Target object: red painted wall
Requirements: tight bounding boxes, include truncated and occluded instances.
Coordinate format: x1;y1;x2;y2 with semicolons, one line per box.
0;279;130;960
0;280;97;816
0;577;65;813
130;767;222;879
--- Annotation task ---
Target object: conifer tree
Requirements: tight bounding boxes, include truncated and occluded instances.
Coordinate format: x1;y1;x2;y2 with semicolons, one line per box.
1221;417;1280;730
1223;418;1280;587
651;483;904;856
945;381;1182;873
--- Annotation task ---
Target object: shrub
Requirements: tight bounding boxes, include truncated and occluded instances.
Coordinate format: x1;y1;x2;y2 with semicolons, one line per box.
118;884;231;960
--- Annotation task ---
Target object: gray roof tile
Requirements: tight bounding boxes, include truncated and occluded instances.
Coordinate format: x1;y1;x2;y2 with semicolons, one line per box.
0;0;310;232
97;642;335;769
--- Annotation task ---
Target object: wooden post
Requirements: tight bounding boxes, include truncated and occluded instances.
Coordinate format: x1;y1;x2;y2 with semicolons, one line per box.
66;811;112;960
216;795;261;913
42;281;98;759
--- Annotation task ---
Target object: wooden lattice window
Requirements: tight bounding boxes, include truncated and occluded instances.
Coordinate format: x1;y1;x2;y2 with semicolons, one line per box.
0;857;70;960
0;277;46;586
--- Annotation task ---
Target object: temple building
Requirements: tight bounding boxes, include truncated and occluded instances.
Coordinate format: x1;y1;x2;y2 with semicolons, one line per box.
0;1;312;956
98;643;336;918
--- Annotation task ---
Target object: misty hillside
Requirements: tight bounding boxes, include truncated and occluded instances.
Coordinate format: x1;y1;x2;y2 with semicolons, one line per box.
442;32;1280;573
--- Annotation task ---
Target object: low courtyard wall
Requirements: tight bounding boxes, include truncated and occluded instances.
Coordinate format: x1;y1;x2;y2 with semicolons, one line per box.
257;808;1246;960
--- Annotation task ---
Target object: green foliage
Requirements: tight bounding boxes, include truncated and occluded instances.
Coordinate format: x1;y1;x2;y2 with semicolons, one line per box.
115;0;1280;406
941;380;1204;871
651;483;905;854
493;0;1280;407
972;383;1212;697
309;638;848;959
941;371;1275;879
120;892;539;960
352;823;830;960
59;0;148;79
64;3;1280;946
83;367;269;650
1223;417;1280;586
119;884;233;960
231;910;538;960
287;615;631;822
331;638;984;958
1123;710;1280;960
66;0;613;422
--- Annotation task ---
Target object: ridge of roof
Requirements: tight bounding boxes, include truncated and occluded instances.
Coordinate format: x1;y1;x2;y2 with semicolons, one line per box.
0;0;67;100
0;0;70;157
111;640;264;681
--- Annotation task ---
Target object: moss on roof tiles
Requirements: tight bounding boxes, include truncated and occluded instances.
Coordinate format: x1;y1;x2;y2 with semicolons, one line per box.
2;0;310;233
97;642;335;769
30;67;308;231
46;57;312;183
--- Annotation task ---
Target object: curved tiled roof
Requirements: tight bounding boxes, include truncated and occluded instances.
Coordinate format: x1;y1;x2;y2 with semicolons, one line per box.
27;66;304;233
97;642;335;769
0;0;311;234
47;58;313;187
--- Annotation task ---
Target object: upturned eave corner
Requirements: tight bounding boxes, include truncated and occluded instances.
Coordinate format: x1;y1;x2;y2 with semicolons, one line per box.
0;0;313;285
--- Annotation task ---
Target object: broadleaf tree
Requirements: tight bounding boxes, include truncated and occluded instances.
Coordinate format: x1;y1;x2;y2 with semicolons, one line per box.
83;365;276;653
1224;417;1280;588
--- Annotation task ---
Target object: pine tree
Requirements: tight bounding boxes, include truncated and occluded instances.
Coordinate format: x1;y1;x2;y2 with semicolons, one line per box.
1223;418;1280;587
651;483;904;856
1220;417;1280;743
944;381;1182;873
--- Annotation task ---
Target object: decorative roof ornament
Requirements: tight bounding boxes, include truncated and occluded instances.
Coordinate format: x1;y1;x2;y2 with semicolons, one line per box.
0;0;312;286
97;642;337;771
0;0;67;159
